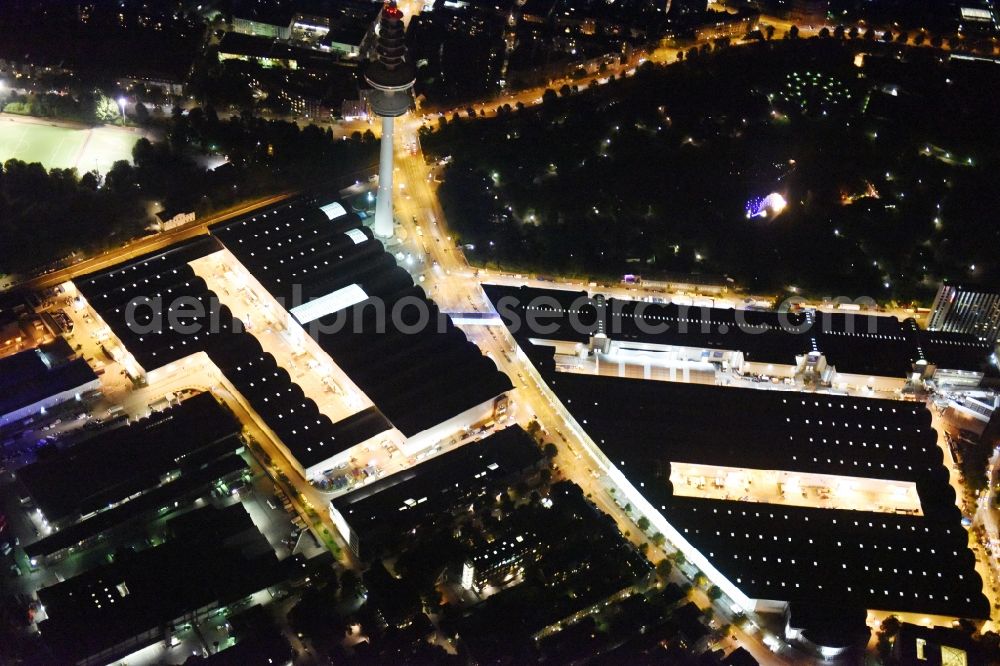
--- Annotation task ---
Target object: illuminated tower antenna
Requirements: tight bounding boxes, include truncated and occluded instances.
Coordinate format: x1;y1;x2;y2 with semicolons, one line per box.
366;1;416;239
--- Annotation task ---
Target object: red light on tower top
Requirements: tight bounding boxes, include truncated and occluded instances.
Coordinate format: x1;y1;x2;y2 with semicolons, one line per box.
383;2;403;20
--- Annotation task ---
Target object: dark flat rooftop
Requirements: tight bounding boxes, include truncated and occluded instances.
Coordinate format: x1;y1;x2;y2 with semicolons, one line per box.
0;344;97;418
918;330;1000;377
546;369;940;482
483;284;997;378
74;226;396;470
17;393;241;523
664;496;987;618
332;426;543;554
212;195;512;437
37;504;301;664
24;454;248;559
515;337;988;619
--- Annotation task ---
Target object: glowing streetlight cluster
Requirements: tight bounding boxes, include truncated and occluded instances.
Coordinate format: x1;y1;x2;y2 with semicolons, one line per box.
777;71;852;116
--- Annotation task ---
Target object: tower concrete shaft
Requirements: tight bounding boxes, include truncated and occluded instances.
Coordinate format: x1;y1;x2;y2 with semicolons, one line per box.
373;115;396;238
365;2;416;239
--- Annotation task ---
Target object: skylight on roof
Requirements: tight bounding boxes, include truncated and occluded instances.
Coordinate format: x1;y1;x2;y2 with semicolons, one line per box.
290;284;368;324
345;228;368;244
319;201;348;220
960;6;993;20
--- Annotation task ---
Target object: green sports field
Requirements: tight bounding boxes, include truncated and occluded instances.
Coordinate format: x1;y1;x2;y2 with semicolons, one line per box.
0;117;140;173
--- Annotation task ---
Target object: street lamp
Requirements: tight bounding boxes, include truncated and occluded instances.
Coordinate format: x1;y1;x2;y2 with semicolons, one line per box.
117;97;126;126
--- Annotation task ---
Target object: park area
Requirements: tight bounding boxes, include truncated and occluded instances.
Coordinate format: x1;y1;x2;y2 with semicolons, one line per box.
0;115;141;173
423;38;1000;302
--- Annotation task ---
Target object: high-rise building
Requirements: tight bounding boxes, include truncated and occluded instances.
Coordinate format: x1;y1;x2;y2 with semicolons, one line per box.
929;283;1000;343
365;2;415;239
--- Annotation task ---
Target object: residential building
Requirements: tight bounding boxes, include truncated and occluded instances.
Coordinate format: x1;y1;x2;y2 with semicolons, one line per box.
929;283;1000;344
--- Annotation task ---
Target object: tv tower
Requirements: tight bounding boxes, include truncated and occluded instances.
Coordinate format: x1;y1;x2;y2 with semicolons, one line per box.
366;1;416;239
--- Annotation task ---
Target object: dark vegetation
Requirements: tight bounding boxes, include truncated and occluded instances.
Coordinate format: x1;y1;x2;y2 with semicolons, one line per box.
0;111;377;275
423;38;1000;301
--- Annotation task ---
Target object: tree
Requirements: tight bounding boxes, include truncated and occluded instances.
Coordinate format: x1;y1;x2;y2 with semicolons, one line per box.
651;532;665;547
676;50;685;61
637;516;651;532
896;31;908;44
864;27;876;40
80;170;100;191
340;570;363;600
655;559;673;579
707;585;723;601
833;25;845;40
930;34;943;48
93;94;120;123
764;24;775;40
879;616;902;636
673;551;686;566
466;106;476;118
104;160;137;195
819;27;830;39
882;31;893;43
957;619;978;639
914;32;926;45
132;137;155;164
543;442;558;458
134;102;150;125
787;25;799;40
876;615;902;662
542;88;558;105
526;420;542;439
693;572;708;587
848;26;859;39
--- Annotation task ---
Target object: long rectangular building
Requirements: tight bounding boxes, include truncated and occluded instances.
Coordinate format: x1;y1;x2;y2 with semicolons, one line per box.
71;196;511;480
210;196;512;446
37;504;305;666
330;426;544;558
16;392;242;528
0;341;99;428
485;284;999;389
491;292;990;623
